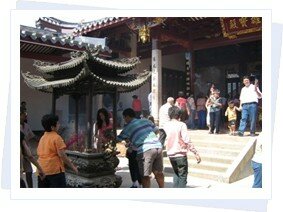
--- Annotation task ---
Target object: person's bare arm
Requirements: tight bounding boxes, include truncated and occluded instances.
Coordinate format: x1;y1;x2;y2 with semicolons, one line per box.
205;98;211;108
254;81;262;98
58;149;78;174
22;140;45;179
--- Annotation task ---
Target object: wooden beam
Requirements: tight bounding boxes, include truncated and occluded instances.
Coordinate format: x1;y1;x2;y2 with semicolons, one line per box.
21;51;69;62
193;32;262;51
138;32;261;59
151;27;192;49
138;44;186;59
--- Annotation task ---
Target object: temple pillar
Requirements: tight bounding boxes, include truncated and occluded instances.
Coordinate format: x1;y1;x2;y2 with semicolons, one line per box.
185;51;195;96
112;89;117;138
151;39;162;123
86;83;93;152
51;90;57;115
96;94;103;109
130;33;137;57
72;94;80;148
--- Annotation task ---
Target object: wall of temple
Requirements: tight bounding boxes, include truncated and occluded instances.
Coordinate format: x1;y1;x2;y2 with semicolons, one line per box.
21;59;71;131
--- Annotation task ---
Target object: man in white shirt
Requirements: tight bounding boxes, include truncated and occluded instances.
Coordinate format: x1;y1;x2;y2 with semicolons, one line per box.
238;76;262;136
158;97;174;145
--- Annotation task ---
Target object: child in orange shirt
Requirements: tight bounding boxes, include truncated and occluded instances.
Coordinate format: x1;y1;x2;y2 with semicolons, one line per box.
37;114;78;188
225;101;240;135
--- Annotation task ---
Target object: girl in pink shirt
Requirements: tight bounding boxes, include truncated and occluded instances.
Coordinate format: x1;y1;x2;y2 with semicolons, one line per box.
163;106;201;187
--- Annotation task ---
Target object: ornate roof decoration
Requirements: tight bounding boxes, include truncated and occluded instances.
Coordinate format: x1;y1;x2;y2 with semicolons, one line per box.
72;17;131;36
22;50;150;94
33;51;90;73
36;17;81;29
20;25;111;53
32;51;140;75
36;17;131;37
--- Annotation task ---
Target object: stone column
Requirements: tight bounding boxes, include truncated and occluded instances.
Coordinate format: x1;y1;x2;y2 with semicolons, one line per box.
52;90;57;115
72;95;80;147
96;94;103;109
151;39;162;123
86;82;93;152
130;33;137;57
112;89;117;138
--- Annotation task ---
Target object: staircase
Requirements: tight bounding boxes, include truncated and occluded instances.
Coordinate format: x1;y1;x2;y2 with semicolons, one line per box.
163;130;257;183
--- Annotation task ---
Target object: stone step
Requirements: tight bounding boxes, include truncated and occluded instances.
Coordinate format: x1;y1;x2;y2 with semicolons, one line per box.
190;135;250;144
164;158;229;172
186;152;235;164
195;146;241;157
192;141;245;150
164;165;222;181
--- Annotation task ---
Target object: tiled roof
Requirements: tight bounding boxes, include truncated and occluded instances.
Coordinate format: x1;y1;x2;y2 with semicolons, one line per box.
33;51;89;73
20;25;111;53
36;17;131;36
21;67;89;93
89;54;140;73
72;17;131;36
22;68;151;93
36;17;81;29
22;48;149;94
32;51;140;74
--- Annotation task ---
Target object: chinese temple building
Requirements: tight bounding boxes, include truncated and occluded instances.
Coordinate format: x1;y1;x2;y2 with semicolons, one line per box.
20;17;262;185
24;17;261;123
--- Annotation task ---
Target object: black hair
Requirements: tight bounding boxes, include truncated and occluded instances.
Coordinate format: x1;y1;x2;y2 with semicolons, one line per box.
228;100;235;105
122;108;136;118
243;75;250;80
148;115;155;124
41;114;59;132
168;106;182;120
20;106;26;115
178;91;184;97
96;108;110;129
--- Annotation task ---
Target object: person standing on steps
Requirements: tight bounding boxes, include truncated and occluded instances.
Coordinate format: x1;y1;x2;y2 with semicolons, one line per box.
237;76;262;137
158;97;174;146
163;106;201;188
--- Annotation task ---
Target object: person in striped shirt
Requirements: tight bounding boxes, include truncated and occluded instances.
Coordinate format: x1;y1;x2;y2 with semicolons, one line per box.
117;108;164;188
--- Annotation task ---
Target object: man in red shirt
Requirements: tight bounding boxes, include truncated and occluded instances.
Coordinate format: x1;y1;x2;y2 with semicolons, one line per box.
175;91;189;123
132;95;142;119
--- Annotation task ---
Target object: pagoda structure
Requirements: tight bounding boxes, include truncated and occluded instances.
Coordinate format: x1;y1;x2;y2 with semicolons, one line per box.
21;25;151;187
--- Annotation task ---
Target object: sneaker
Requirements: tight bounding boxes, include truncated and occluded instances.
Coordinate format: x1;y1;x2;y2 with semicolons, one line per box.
249;133;256;137
130;185;138;188
208;131;213;134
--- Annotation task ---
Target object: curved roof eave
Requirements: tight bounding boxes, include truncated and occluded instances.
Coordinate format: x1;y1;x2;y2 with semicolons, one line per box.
21;69;151;94
33;51;89;73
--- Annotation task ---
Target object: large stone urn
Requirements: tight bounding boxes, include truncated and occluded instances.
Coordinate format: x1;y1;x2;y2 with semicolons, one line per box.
65;150;122;188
